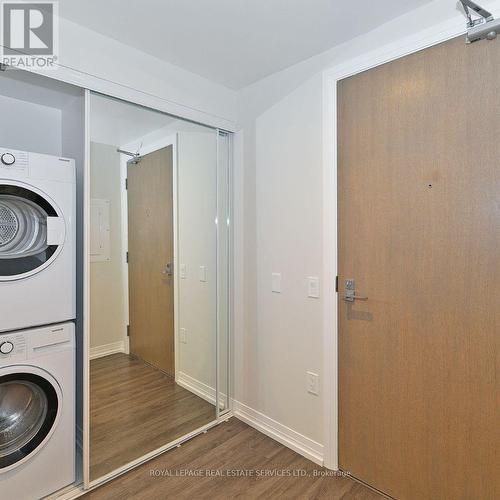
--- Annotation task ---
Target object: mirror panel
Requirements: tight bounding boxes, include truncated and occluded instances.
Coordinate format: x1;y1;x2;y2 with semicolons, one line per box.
88;93;229;482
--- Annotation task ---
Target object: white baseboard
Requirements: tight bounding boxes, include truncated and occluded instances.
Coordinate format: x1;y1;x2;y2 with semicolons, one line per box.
176;372;228;411
177;371;216;405
233;400;324;466
89;341;125;360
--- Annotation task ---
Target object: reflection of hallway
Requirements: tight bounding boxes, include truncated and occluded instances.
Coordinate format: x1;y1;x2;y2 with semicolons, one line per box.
90;353;215;480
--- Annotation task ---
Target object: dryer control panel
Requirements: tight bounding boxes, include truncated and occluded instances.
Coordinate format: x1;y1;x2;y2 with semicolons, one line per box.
0;147;75;183
0;148;29;175
0;333;27;362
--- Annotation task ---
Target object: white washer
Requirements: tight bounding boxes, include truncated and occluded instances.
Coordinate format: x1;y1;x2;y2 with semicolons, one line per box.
0;147;76;332
0;322;75;500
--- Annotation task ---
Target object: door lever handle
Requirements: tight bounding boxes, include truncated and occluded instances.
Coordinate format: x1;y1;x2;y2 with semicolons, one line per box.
343;293;368;302
343;279;367;302
162;263;173;277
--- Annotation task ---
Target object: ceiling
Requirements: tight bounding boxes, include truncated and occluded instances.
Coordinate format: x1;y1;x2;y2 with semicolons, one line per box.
59;0;433;90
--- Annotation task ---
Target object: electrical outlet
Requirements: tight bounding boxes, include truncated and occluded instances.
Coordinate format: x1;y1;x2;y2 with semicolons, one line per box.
306;371;319;396
180;328;187;344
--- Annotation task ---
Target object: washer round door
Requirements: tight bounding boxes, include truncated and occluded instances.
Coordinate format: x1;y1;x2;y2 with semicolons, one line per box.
0;182;65;281
0;370;61;472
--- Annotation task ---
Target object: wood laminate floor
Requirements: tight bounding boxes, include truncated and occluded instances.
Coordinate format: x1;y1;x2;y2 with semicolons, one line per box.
90;353;216;480
85;418;383;499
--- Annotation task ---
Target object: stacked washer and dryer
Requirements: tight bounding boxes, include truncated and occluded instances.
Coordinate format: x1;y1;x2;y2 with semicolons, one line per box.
0;148;76;500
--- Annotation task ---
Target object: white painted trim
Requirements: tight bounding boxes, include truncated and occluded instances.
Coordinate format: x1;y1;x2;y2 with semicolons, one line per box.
320;2;500;473
215;130;234;417
118;151;130;356
321;71;338;471
14;63;237;133
89;341;126;360
177;371;220;407
227;132;235;415
172;135;180;382
177;372;228;411
233;401;323;466
82;89;91;489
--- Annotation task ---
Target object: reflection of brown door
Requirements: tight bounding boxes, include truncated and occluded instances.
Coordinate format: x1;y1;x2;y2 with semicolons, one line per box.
338;36;499;500
127;146;174;375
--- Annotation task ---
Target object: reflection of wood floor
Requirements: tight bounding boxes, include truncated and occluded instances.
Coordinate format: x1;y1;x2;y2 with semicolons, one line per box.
85;418;382;499
90;353;215;481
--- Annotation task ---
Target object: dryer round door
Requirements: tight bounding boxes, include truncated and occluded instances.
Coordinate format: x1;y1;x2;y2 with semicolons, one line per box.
0;182;66;281
0;367;62;473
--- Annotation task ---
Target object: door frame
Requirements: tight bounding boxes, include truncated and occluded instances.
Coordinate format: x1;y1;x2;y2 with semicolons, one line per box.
321;15;478;470
119;135;179;373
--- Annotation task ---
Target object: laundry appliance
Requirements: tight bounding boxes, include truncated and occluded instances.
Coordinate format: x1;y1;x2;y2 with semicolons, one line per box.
0;148;76;332
0;322;75;500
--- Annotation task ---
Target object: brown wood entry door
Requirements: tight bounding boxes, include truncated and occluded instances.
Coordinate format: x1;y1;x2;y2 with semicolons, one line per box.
127;146;174;376
338;36;499;500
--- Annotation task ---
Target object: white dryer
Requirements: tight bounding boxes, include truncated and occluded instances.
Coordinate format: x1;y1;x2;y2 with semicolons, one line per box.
0;322;75;500
0;148;75;332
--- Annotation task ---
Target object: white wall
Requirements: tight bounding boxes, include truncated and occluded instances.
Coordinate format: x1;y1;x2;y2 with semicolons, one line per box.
0;95;62;155
89;142;126;351
233;0;497;457
236;74;324;444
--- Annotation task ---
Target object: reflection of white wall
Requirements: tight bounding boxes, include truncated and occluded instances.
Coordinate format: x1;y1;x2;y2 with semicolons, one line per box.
177;131;217;394
89;142;126;354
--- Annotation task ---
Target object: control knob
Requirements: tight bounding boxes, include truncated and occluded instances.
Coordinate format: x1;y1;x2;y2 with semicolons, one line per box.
0;341;14;354
1;153;15;166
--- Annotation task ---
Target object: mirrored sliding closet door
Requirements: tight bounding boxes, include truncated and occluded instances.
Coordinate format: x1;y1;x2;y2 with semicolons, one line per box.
88;93;231;483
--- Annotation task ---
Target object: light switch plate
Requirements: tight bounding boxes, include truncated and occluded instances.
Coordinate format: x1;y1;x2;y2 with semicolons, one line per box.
180;264;187;279
180;328;187;344
199;266;207;282
272;272;281;293
306;371;319;396
308;277;320;298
